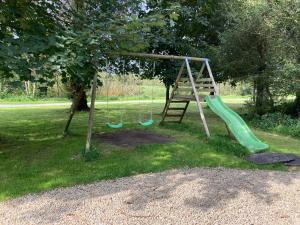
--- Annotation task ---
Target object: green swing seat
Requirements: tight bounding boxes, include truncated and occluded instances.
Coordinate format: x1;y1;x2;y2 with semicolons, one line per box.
139;119;154;127
106;122;123;129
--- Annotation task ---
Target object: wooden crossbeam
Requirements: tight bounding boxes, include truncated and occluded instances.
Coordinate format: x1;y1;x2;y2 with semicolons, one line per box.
178;82;214;88
111;52;208;62
173;95;195;100
181;78;212;83
198;78;213;82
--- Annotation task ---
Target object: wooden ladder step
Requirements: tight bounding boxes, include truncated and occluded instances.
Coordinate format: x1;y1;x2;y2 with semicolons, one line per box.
173;95;195;99
173;95;205;100
197;78;212;82
168;107;186;110
170;100;190;103
166;114;183;117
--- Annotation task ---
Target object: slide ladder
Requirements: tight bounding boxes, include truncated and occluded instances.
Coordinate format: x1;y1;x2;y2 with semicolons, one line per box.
161;58;218;137
160;57;268;153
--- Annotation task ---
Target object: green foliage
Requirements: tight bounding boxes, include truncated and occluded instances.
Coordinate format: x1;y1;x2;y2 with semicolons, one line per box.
51;1;165;88
141;0;224;87
0;0;165;90
276;99;300;117
0;0;61;83
250;112;300;138
210;0;300;114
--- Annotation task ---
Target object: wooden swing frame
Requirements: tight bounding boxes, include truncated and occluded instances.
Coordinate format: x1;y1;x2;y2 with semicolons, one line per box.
85;53;219;152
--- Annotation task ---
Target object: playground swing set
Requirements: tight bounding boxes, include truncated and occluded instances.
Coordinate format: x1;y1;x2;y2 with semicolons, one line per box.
85;53;269;154
104;60;155;129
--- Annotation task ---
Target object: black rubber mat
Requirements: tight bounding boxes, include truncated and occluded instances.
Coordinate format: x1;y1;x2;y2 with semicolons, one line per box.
285;156;300;166
246;153;296;165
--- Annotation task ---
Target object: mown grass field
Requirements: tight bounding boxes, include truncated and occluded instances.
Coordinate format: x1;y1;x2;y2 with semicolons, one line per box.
0;100;299;201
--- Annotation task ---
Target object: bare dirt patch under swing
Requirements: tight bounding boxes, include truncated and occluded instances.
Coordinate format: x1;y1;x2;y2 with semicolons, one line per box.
94;130;175;148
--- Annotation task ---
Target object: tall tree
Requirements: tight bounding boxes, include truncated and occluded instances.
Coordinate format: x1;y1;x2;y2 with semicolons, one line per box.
1;0;165;109
142;0;223;108
270;0;300;116
0;0;62;87
211;0;300;115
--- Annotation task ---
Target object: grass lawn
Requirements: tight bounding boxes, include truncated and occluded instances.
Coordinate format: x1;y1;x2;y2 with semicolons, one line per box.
0;101;299;202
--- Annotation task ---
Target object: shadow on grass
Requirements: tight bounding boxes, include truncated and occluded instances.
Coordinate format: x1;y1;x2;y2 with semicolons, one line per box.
207;135;249;158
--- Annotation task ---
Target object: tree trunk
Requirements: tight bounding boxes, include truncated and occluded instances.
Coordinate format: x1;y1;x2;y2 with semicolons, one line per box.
24;81;29;96
71;83;89;111
56;75;60;97
32;82;36;97
254;76;274;115
163;84;170;113
254;77;264;115
294;90;300;117
265;86;274;111
74;89;89;111
254;38;273;115
69;0;89;112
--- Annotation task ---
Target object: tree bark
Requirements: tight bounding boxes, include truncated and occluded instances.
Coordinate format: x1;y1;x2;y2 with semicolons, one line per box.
68;0;89;112
294;90;300;117
254;37;274;115
71;83;89;111
254;77;264;115
265;86;274;111
163;84;170;113
254;76;274;115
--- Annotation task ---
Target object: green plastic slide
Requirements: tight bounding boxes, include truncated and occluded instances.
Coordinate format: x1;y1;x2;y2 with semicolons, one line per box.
205;96;269;153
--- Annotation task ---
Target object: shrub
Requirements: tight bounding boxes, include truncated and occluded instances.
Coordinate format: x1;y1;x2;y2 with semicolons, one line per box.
250;112;300;138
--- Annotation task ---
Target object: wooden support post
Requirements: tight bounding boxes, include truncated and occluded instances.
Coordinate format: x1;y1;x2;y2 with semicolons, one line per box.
63;102;75;136
85;73;98;153
196;62;206;80
179;101;190;123
205;60;219;95
185;58;210;138
225;123;232;138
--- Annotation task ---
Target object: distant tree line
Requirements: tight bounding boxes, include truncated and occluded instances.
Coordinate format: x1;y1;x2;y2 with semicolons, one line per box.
0;0;299;116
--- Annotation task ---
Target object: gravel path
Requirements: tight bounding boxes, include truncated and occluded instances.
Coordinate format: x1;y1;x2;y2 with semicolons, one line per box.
0;168;299;225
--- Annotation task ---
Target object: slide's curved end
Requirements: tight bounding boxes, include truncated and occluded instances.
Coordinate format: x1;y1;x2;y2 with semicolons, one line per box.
205;96;268;153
